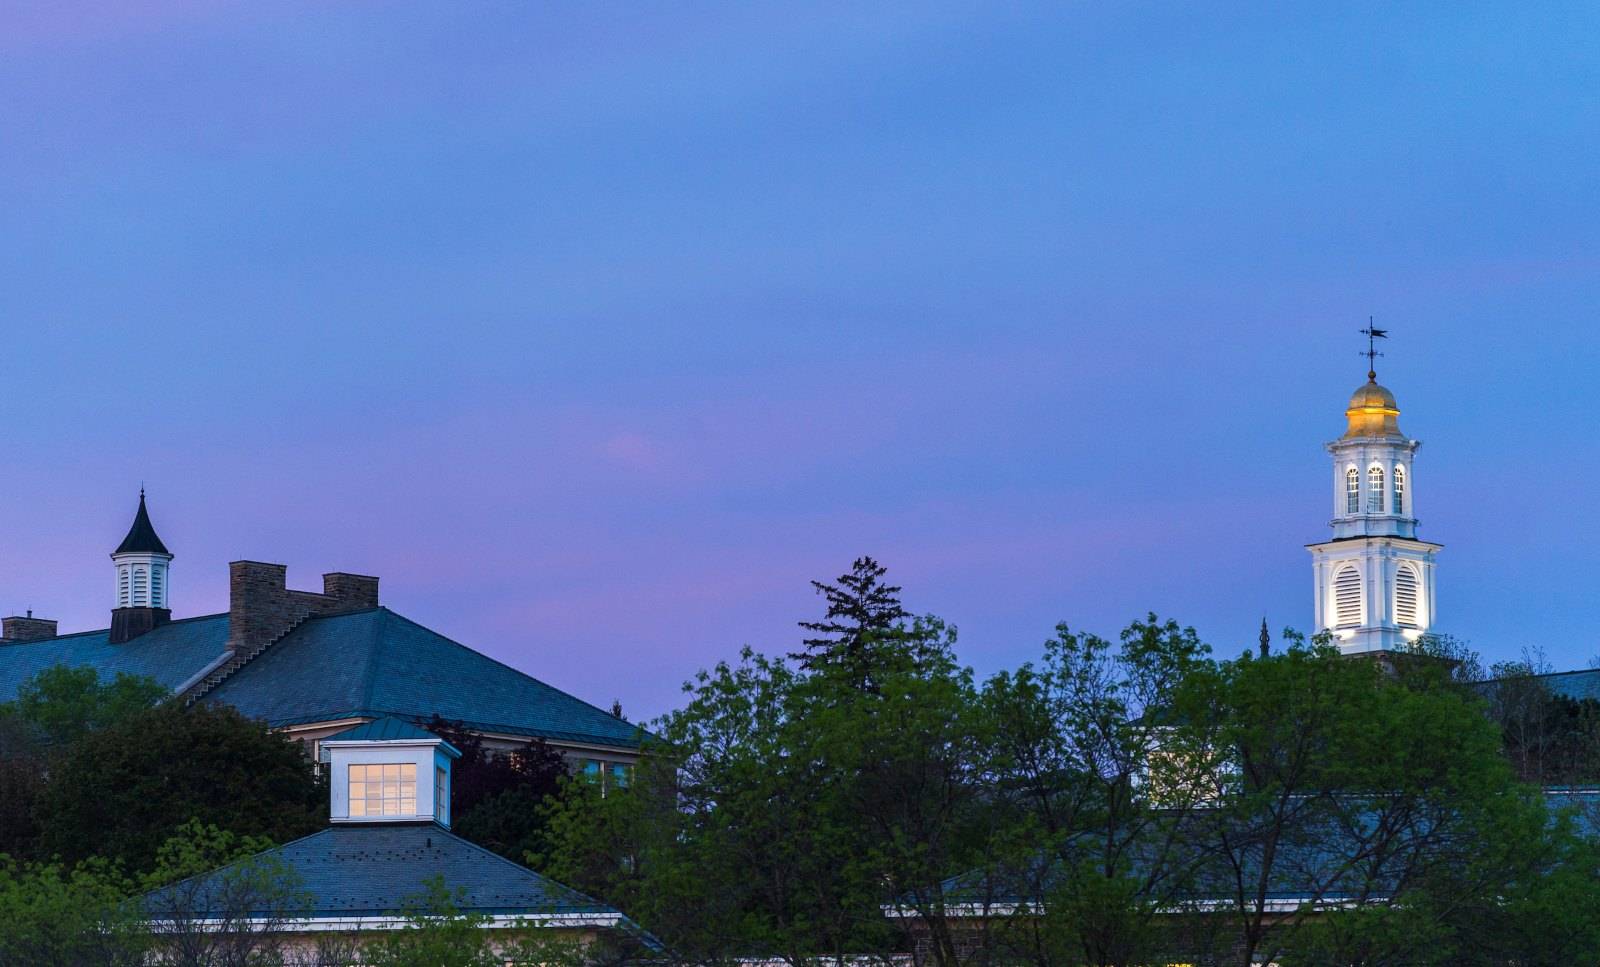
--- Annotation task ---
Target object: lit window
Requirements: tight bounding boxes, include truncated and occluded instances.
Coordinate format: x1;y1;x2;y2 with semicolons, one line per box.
435;766;449;821
1395;565;1419;627
1334;566;1362;629
609;762;632;789
583;760;601;784
1393;465;1406;515
1345;468;1360;514
349;763;417;817
1367;465;1384;513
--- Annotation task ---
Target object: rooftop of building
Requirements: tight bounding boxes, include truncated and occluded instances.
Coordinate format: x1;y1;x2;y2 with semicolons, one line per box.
0;607;645;749
142;823;636;924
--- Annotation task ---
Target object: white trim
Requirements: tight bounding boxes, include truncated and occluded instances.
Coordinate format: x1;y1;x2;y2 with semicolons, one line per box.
885;895;1391;919
147;912;623;933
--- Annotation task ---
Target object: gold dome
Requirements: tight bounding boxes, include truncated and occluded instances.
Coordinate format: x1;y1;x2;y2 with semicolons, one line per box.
1343;376;1403;438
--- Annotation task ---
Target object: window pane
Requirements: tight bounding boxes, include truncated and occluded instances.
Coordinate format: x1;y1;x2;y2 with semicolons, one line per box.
348;762;425;818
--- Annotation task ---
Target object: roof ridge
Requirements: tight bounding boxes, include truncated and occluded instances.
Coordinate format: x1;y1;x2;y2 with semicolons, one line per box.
380;609;643;733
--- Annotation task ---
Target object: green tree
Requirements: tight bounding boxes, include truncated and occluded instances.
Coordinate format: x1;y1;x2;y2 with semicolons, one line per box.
977;616;1216;967
36;703;324;874
141;820;310;967
0;856;148;966
423;715;571;862
5;665;169;746
790;556;914;690
362;875;512;967
543;614;997;966
1173;640;1559;967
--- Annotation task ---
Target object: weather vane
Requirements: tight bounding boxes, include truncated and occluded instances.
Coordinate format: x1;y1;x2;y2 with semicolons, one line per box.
1359;317;1388;380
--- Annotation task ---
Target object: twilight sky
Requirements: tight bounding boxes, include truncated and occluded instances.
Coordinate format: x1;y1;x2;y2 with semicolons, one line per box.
2;2;1598;719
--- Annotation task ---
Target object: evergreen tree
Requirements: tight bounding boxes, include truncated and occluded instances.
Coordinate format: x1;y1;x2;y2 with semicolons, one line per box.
790;556;912;690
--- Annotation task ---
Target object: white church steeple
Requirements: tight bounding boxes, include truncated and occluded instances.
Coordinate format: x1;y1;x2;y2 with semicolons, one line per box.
1307;346;1441;654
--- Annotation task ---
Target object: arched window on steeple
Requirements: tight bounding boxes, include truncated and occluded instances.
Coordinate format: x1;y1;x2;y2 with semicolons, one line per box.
1345;468;1360;514
1367;465;1384;513
1393;465;1406;515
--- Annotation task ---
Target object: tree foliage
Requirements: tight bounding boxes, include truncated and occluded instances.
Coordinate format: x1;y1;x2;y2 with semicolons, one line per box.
3;665;169;747
790;555;914;690
423;715;570;862
35;703;324;874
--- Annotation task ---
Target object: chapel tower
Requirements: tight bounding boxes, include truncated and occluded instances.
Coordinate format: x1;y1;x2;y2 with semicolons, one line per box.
1306;355;1441;654
109;489;174;643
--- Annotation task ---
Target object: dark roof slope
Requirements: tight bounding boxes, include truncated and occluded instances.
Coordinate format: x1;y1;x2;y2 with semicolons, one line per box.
114;493;170;555
144;824;620;919
0;613;230;702
202;608;646;748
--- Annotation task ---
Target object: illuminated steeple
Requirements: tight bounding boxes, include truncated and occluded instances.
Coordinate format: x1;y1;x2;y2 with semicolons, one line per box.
1306;338;1442;654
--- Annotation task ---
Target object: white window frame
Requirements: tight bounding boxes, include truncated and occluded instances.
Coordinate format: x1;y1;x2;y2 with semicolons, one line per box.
348;762;418;817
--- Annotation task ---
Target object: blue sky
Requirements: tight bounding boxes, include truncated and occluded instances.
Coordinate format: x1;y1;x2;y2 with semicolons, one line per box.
2;2;1597;717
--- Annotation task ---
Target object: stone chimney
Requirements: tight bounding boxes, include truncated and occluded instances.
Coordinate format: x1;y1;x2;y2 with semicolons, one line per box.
2;613;58;643
227;562;379;656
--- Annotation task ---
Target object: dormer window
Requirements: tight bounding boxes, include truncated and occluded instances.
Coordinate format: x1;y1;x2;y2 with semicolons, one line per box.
322;717;460;828
349;763;417;817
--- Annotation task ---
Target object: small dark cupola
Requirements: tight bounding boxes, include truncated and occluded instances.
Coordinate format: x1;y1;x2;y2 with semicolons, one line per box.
110;489;175;644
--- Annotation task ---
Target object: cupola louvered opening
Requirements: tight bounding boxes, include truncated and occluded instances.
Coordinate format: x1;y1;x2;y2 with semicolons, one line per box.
1395;564;1419;628
1334;566;1362;629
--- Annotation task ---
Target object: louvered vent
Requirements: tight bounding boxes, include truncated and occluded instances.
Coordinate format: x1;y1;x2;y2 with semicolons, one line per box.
1334;566;1362;628
1395;565;1419;627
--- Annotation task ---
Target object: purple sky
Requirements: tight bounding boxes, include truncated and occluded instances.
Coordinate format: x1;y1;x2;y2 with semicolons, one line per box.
2;3;1598;719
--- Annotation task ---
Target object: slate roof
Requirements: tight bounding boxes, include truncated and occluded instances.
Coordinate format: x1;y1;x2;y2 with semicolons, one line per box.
144;824;622;920
0;608;644;750
201;608;645;748
0;612;230;700
114;493;171;555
